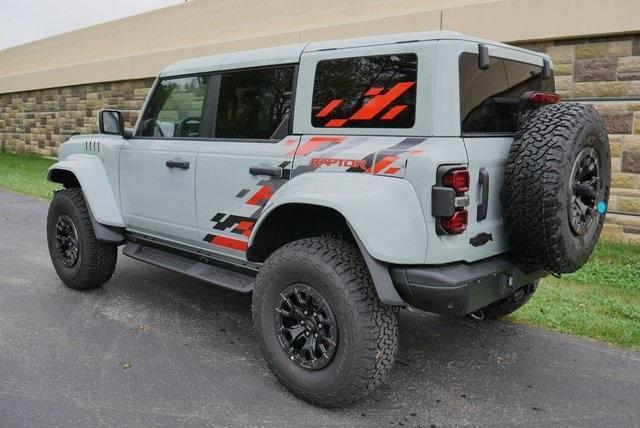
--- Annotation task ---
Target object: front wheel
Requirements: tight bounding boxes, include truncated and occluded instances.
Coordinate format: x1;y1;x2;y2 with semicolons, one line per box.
252;237;398;408
47;188;118;290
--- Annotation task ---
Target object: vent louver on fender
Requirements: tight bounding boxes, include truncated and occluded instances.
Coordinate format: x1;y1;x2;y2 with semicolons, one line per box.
84;141;100;152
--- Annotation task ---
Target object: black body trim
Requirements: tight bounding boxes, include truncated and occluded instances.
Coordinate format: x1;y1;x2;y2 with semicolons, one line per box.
81;193;125;244
390;255;546;316
347;223;405;306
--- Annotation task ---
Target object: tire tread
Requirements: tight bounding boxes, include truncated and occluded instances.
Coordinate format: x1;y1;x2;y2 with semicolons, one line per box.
252;237;398;407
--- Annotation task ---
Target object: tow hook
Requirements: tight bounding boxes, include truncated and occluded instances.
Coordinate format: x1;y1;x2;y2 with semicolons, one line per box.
469;309;485;321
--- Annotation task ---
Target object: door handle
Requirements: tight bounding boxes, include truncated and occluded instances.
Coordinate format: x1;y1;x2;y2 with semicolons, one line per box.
249;166;282;178
166;159;190;169
477;167;489;221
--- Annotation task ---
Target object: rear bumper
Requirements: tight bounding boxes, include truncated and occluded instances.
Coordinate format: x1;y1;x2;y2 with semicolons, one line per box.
390;255;546;316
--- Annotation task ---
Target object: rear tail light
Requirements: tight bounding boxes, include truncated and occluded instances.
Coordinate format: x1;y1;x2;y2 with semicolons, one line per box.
442;169;470;194
441;210;468;234
528;91;561;105
436;167;470;235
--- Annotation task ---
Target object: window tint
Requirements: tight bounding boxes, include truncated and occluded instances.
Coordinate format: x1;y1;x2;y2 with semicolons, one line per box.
215;66;294;140
312;53;417;128
139;76;208;138
459;53;555;134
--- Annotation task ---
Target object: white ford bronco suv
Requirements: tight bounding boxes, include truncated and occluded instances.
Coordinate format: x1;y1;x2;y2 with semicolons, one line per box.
46;31;610;407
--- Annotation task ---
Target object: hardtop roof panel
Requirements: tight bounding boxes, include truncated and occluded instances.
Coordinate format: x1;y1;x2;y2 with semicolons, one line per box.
159;31;549;77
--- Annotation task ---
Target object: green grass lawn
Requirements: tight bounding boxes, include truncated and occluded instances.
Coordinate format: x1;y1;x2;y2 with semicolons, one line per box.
1;151;639;351
509;240;640;351
0;150;59;200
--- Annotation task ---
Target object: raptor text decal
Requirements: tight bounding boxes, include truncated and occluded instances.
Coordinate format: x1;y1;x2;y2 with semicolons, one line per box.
311;158;367;170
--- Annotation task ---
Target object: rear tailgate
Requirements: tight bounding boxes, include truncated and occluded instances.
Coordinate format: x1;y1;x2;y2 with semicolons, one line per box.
458;46;554;262
463;136;512;261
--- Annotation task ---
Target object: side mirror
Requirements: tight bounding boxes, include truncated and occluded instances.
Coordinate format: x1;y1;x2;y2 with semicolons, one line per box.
99;109;125;136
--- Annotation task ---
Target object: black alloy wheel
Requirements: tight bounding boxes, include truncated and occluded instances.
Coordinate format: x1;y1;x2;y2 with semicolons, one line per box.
569;147;601;236
274;284;338;370
55;214;80;267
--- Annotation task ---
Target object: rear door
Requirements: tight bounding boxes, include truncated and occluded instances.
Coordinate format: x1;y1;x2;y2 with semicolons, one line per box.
458;46;555;261
194;64;297;259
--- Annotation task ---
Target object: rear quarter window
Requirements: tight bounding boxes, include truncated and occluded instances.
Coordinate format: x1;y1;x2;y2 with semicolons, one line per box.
459;53;555;134
311;53;417;129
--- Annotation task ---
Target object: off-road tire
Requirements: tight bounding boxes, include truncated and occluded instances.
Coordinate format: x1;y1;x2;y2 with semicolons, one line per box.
477;281;539;319
502;103;610;273
252;237;398;408
47;188;118;290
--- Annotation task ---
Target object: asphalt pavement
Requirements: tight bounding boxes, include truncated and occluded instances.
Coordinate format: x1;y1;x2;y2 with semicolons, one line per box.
1;189;639;427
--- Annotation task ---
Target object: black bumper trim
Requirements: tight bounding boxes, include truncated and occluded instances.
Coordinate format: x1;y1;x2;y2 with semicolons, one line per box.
390;255;546;316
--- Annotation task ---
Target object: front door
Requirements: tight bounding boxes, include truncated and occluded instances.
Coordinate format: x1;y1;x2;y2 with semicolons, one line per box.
195;65;297;259
120;75;210;244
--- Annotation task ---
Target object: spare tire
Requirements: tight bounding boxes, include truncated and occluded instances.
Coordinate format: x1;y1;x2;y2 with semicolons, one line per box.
502;103;610;274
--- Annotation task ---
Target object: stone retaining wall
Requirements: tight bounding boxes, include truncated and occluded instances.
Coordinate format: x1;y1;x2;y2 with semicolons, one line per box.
1;34;639;243
0;79;153;155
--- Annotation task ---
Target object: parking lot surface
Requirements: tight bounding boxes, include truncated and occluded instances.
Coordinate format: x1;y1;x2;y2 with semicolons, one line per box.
1;189;639;427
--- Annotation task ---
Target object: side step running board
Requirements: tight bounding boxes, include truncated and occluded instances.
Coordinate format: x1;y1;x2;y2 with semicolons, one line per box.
122;242;255;293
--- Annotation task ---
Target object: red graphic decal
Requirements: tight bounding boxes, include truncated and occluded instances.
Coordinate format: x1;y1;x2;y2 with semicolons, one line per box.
381;105;408;120
350;82;414;121
384;167;401;175
316;99;343;118
211;235;248;252
234;220;255;238
246;185;273;206
364;87;384;96
311;158;368;170
324;119;348;128
293;136;346;156
283;138;298;146
410;148;425;156
371;155;398;174
318;82;415;127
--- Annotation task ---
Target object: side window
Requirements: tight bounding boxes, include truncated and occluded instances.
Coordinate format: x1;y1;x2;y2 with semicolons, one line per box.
459;53;555;134
311;53;417;128
139;76;208;138
215;66;295;140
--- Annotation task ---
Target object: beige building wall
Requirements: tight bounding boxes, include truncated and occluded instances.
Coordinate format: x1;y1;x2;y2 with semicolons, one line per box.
1;0;640;94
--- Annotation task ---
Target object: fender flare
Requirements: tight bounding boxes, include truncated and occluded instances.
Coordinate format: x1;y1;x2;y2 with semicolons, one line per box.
249;172;429;305
48;154;125;228
251;172;428;264
347;222;406;306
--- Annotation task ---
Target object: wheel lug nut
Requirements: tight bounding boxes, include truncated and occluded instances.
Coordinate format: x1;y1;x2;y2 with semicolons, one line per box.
304;311;308;315
300;320;305;324
305;332;309;336
314;333;318;337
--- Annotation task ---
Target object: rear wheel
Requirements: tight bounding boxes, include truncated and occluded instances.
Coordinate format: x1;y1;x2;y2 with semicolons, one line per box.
47;188;118;290
252;237;398;407
469;281;539;320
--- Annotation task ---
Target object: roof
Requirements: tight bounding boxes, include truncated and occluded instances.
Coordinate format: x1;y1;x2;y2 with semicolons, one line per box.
159;31;549;77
